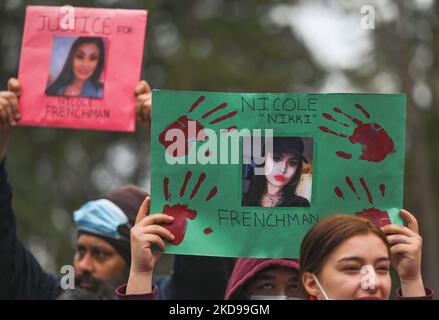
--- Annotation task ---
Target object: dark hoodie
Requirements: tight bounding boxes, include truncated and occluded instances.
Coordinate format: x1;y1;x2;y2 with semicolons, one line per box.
225;258;301;300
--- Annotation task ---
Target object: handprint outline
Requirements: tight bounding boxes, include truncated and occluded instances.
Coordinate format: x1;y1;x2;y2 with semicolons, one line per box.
161;171;218;245
159;95;238;157
334;176;391;228
320;104;395;163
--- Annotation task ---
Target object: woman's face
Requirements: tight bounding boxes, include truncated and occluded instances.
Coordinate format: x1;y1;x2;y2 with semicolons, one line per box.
245;266;303;299
264;152;299;189
72;43;100;81
305;233;392;300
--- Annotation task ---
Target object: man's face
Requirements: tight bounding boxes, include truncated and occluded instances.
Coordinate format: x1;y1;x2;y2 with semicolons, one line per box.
73;234;127;290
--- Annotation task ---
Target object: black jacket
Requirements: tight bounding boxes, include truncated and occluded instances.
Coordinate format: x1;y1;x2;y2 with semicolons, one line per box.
278;194;311;207
0;160;61;299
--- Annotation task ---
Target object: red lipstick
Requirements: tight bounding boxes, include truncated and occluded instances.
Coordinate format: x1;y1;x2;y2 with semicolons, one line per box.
274;175;286;182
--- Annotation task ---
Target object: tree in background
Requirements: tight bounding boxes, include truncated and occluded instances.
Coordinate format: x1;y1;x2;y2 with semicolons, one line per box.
1;0;438;295
0;0;323;274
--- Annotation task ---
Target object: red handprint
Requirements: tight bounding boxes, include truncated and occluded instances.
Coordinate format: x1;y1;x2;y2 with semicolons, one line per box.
162;171;218;245
320;104;395;162
159;95;238;157
334;176;391;228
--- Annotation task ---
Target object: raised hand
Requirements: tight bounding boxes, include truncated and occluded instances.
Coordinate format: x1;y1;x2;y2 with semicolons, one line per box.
382;209;425;297
134;80;152;130
0;77;21;160
126;196;174;294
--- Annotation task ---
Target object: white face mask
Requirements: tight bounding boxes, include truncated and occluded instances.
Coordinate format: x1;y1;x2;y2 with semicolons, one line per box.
312;274;333;300
250;295;304;300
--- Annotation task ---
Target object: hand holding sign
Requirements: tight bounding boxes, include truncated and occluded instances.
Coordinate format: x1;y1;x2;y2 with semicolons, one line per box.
0;78;21;126
5;76;150;128
320;104;395;162
126;196;174;295
151;91;405;258
135;80;152;130
382;209;425;297
0;78;21;160
130;196;175;274
18;6;147;131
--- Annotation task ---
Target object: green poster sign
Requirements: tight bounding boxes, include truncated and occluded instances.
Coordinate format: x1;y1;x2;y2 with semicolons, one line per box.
151;90;406;258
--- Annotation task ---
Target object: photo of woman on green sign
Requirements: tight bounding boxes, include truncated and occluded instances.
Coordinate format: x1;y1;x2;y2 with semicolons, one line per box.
242;136;311;208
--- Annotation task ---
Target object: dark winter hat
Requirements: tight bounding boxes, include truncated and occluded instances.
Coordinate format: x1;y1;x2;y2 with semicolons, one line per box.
74;185;148;265
268;136;309;163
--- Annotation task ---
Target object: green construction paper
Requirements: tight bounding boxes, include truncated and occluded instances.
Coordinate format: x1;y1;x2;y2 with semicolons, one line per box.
151;90;406;258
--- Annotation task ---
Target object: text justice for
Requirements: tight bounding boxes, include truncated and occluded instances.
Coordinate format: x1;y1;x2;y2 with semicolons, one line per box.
36;15;112;35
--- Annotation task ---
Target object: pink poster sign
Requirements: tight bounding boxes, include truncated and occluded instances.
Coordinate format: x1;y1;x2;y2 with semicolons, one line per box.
18;6;148;131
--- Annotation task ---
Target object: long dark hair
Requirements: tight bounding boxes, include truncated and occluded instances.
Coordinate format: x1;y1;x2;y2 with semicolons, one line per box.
243;137;304;206
46;37;105;96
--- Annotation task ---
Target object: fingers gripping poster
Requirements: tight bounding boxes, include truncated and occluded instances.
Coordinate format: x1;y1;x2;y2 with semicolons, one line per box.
151;90;406;258
18;6;147;131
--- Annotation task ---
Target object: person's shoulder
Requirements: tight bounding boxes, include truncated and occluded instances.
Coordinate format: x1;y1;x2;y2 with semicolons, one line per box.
300;196;311;207
283;194;310;207
82;81;103;98
294;195;311;207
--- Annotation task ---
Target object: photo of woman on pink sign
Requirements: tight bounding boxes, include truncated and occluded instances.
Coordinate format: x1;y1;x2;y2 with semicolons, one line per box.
45;36;106;99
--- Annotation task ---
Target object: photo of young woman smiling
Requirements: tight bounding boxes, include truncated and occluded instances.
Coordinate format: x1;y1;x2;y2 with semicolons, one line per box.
45;36;105;98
